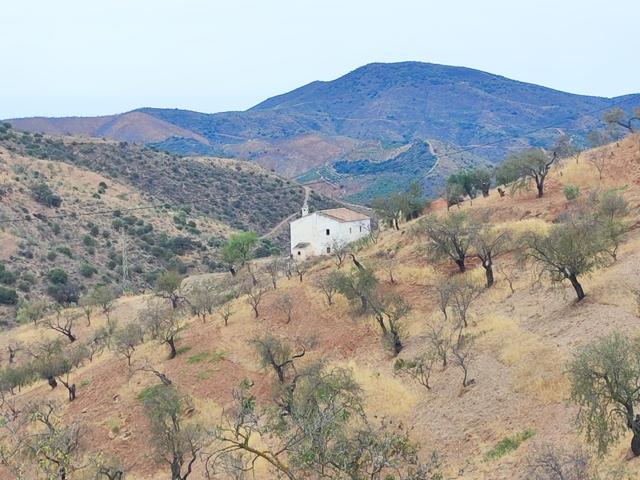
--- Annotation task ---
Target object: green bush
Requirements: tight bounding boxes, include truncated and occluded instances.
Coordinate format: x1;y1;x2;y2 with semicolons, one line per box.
56;246;73;258
0;264;17;285
30;182;62;207
47;267;68;285
80;263;98;278
0;286;18;305
563;184;580;201
83;235;97;248
46;251;57;261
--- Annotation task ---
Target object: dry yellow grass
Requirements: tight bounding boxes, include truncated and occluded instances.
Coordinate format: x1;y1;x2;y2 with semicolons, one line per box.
4;135;640;478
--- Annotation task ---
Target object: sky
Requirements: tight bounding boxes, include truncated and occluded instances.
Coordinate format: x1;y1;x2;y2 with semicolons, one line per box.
2;0;639;119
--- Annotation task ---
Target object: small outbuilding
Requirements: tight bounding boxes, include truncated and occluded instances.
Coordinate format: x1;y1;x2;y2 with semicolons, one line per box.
289;206;371;259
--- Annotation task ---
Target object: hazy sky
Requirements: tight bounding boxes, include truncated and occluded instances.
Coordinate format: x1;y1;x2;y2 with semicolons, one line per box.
2;0;639;118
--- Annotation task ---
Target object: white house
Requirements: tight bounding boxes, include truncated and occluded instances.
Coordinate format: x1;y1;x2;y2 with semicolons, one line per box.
290;207;371;259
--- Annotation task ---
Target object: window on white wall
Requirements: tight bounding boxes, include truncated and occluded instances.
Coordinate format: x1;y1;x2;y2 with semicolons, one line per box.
326;246;331;253
359;226;362;232
326;229;330;236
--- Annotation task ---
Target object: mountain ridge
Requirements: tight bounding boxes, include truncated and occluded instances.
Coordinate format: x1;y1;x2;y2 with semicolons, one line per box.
7;61;640;201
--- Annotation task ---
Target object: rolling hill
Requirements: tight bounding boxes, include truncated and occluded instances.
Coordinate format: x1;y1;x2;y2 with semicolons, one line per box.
8;62;640;201
1;133;640;479
0;124;334;324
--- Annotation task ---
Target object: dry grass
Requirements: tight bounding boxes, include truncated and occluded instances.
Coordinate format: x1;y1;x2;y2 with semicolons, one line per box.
4;135;640;478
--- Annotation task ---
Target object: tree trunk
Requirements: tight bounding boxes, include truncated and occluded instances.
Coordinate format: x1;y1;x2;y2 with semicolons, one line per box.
66;383;76;401
462;367;469;387
632;435;640;456
65;331;76;343
167;337;177;359
359;295;368;313
171;459;182;480
390;329;402;356
567;273;585;301
536;177;544;198
483;262;494;288
455;257;466;273
47;376;58;389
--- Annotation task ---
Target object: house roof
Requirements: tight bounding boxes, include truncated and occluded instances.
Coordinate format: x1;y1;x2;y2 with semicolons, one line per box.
317;207;369;223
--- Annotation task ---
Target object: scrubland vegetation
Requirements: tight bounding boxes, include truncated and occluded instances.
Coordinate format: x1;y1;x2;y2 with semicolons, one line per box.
1;113;640;478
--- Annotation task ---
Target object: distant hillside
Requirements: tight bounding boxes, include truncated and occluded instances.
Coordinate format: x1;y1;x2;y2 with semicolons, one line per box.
8;62;639;201
0;124;333;323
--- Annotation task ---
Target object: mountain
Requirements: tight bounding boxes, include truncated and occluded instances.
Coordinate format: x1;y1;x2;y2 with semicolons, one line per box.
8;62;639;201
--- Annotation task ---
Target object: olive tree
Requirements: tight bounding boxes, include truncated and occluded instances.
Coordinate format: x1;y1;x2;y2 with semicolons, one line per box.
251;335;305;384
452;336;475;387
141;300;186;359
472;226;510;288
526;444;592;480
241;279;265;318
524;218;608;301
16;297;51;326
603;107;640;134
87;285;118;321
370;293;411;355
221;231;258;276
274;294;294;324
41;307;79;343
143;385;205;480
568;331;640;456
112;322;145;366
186;279;218;322
394;350;437;389
496;147;558;198
334;266;378;313
155;271;185;309
421;212;476;272
315;271;341;306
206;364;442;480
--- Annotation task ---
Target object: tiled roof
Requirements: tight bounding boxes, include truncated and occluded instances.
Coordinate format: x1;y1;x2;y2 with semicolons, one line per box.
318;207;369;222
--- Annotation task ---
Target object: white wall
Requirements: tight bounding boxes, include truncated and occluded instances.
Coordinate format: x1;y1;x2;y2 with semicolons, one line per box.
290;213;371;258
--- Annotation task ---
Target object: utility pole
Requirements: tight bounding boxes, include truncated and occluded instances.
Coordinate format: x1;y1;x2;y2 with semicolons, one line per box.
120;227;129;293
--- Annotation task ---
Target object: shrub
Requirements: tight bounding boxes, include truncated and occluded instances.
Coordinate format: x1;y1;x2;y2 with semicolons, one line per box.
47;282;79;305
56;246;73;258
0;286;18;305
30;182;62;207
46;251;57;261
563;184;580;201
80;263;97;278
0;264;17;285
47;267;68;285
83;235;97;248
